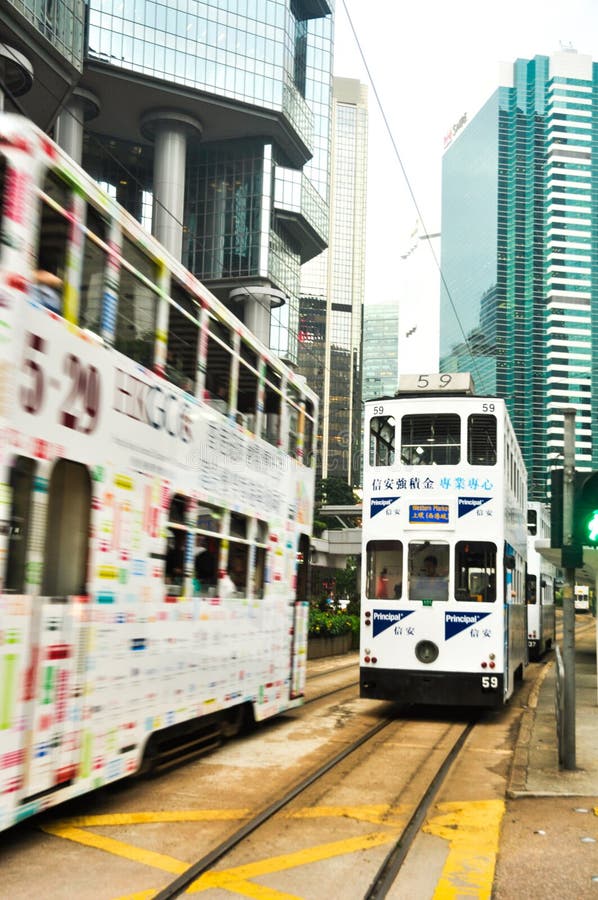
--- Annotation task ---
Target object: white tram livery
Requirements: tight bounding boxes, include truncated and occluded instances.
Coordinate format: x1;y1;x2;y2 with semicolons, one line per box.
0;114;317;831
360;373;528;707
526;502;556;660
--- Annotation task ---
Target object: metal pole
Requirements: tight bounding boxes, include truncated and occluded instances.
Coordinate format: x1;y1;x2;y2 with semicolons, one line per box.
562;407;576;770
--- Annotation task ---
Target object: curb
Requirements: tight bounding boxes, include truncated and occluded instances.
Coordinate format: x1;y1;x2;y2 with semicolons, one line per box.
506;657;555;798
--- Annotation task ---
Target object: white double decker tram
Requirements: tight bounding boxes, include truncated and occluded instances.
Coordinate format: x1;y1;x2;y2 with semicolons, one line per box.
360;374;528;707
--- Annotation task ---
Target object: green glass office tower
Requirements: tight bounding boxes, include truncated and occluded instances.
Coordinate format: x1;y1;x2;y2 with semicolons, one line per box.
440;50;598;500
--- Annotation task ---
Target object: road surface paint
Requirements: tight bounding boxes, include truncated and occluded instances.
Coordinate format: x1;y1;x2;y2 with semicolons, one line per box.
423;799;505;898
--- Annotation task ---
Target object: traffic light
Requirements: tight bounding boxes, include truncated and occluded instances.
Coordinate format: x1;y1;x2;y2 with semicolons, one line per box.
573;471;598;549
550;469;563;548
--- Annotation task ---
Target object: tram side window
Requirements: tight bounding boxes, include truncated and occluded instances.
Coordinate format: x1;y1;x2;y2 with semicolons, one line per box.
228;512;248;594
194;502;221;595
401;414;460;465
205;317;232;411
253;520;269;599
408;541;449;602
296;532;310;602
304;399;315;466
114;236;158;368
467;414;497;466
527;509;537;536
166;280;200;392
454;541;496;602
34;171;70;313
79;203;108;331
262;364;281;446
237;340;258;432
0;157;6;241
287;384;301;458
165;494;188;592
526;574;537;605
4;457;35;593
369;416;395;467
366;540;403;599
42;459;91;596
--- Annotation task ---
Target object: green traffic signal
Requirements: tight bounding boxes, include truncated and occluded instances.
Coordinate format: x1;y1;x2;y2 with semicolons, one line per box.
583;508;598;544
573;471;598;549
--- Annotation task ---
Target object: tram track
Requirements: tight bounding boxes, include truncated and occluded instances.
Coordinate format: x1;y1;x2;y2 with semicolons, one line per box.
152;713;477;899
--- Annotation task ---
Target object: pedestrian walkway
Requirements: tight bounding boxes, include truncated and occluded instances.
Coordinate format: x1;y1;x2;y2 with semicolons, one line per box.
495;614;598;898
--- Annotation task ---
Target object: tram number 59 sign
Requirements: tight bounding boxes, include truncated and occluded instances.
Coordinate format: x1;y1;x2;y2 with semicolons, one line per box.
21;331;101;433
481;675;499;691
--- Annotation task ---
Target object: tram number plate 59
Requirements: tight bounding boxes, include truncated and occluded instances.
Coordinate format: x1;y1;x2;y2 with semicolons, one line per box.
481;675;499;691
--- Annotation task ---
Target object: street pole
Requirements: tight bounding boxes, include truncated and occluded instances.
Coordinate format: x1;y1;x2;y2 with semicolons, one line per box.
562;407;576;770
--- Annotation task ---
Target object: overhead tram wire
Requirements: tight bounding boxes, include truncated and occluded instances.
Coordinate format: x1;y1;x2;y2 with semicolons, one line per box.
340;0;484;387
0;56;332;382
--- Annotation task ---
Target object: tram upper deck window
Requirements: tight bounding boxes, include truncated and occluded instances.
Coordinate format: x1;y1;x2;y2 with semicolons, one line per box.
114;236;158;368
366;540;403;599
408;541;449;603
454;541;496;602
205;317;232;412
262;363;281;446
237;340;258;432
467;414;497;466
304;398;315;466
527;509;537;535
79;203;108;332
401;414;460;465
369;415;395;467
287;383;301;458
34;170;70;313
166;280;200;392
0;156;5;238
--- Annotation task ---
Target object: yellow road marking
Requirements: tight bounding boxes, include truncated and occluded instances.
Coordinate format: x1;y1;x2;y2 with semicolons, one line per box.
52;809;250;826
423;799;505;899
186;832;398;894
41;823;188;875
290;803;409;826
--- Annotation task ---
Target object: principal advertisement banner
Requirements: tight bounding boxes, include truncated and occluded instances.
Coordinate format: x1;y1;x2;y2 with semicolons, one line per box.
370;496;399;518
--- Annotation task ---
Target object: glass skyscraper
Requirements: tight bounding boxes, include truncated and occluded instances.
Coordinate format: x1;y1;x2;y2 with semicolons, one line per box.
2;1;333;363
440;50;598;500
298;76;368;486
362;304;399;401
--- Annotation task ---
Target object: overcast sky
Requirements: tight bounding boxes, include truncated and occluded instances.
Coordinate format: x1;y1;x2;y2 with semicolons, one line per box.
332;0;598;306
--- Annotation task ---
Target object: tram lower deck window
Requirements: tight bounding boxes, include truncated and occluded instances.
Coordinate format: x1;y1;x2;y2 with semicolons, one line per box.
454;541;497;602
366;540;403;599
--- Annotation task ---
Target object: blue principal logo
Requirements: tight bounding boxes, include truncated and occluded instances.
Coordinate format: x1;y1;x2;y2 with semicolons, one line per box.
445;611;491;639
373;609;414;637
458;496;491;518
370;496;398;518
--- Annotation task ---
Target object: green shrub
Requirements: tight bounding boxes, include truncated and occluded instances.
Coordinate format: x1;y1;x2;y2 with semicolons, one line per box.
308;608;359;638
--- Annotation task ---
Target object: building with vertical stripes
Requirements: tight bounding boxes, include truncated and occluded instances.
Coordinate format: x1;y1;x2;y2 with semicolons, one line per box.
298;76;368;486
440;49;596;500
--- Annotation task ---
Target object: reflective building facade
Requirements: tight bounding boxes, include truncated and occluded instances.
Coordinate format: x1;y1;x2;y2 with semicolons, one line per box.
298;76;368;486
440;50;598;500
362;304;399;400
1;1;333;359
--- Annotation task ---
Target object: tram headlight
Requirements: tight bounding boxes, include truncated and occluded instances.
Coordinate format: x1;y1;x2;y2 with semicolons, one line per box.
415;640;439;664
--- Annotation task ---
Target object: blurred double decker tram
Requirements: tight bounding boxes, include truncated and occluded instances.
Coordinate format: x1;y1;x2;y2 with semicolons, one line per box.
0;113;317;831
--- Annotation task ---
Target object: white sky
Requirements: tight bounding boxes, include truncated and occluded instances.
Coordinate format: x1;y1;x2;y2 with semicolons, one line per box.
332;0;598;306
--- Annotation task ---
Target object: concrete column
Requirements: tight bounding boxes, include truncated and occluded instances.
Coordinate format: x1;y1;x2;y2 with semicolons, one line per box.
54;89;100;166
140;110;202;261
229;285;286;347
0;43;33;112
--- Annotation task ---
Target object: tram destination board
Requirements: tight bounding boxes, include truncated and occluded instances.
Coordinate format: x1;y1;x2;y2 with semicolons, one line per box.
409;503;450;523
